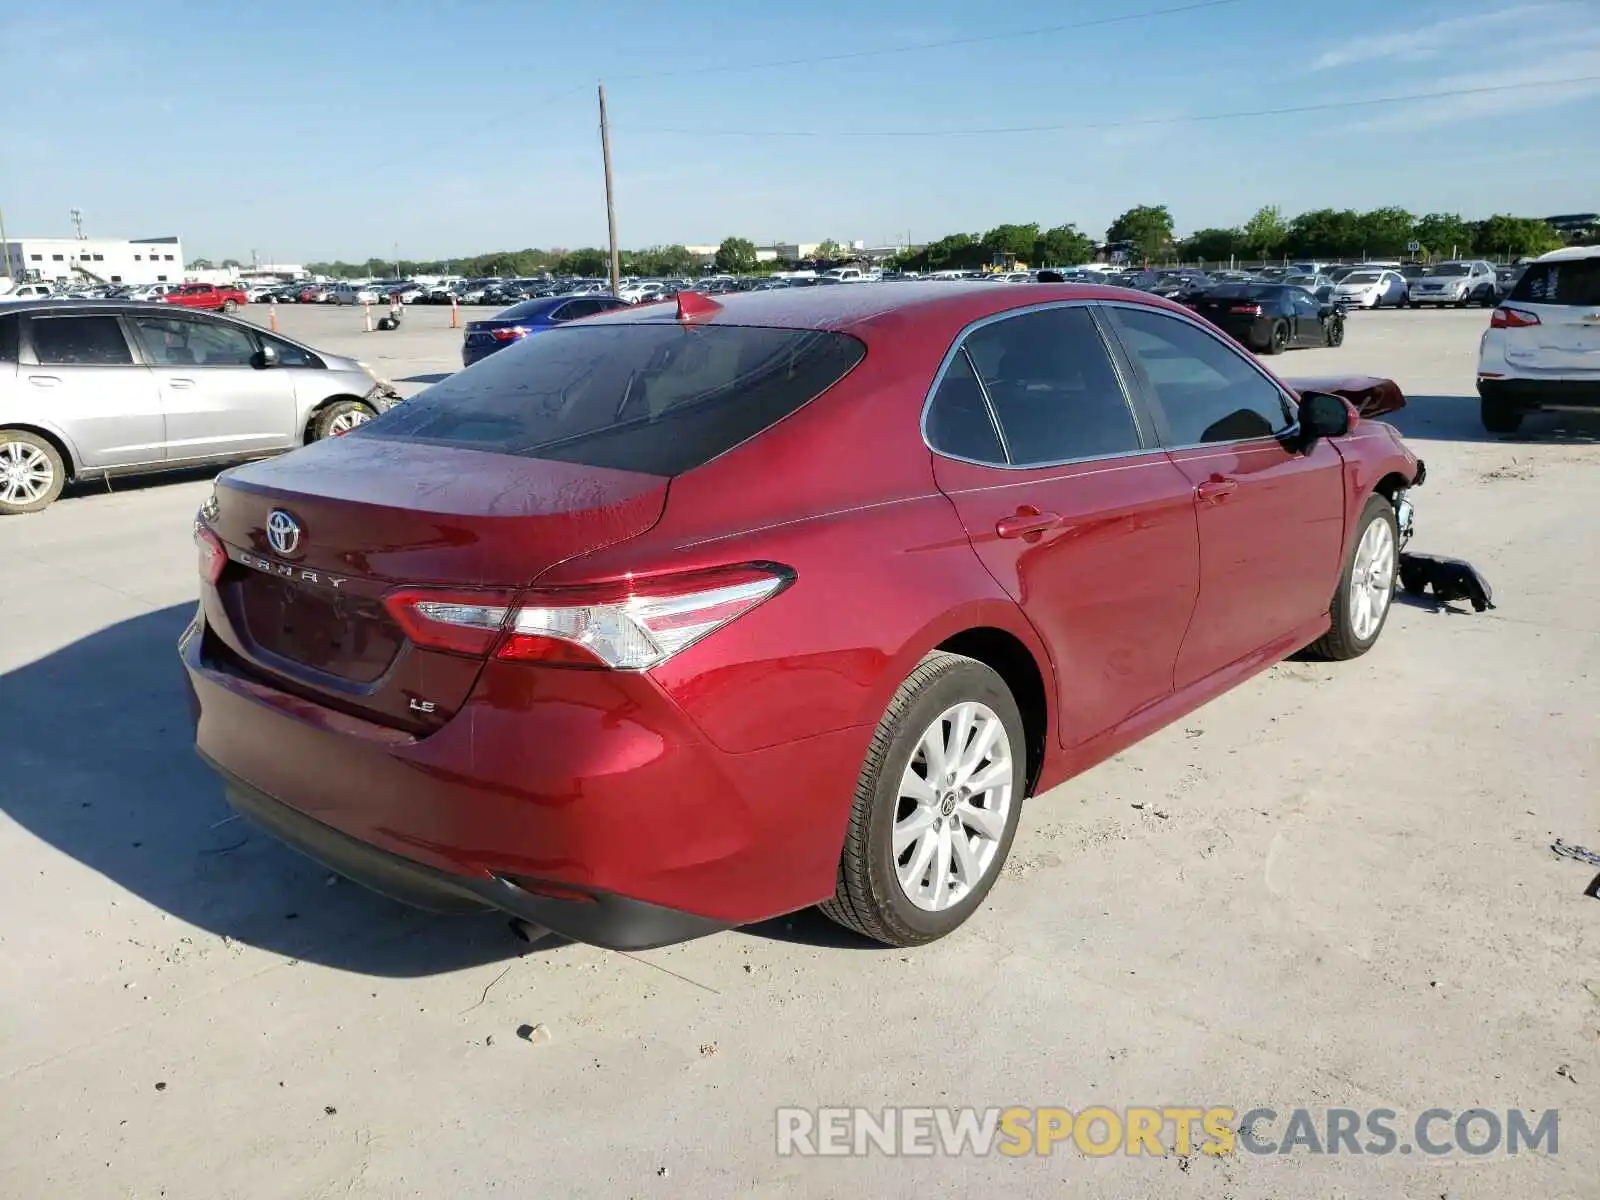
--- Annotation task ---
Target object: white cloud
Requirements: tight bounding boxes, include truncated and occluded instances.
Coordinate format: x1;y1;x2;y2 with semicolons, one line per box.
1347;42;1600;129
1312;4;1580;70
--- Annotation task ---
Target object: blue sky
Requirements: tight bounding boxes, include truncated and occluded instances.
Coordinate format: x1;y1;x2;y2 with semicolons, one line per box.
7;0;1598;261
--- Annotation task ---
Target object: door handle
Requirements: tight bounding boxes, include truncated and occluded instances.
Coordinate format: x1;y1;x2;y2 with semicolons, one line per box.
1197;475;1238;503
27;375;61;387
995;507;1064;539
167;378;197;389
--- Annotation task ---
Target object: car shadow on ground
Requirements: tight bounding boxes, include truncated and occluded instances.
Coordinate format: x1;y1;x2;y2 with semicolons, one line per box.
1386;394;1600;445
0;604;542;977
398;372;452;385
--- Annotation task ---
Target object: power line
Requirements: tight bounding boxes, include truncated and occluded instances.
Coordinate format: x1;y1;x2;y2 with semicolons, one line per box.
621;75;1600;138
609;0;1252;81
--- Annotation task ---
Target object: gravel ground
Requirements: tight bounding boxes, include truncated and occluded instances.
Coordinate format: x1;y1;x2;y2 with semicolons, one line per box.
1;304;1595;1199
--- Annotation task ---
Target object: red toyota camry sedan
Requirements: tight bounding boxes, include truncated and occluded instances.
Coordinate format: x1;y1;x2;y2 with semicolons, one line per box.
182;283;1425;950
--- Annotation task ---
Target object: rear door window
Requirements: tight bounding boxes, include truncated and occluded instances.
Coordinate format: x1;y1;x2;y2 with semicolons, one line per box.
0;314;18;362
361;323;866;476
925;349;1006;464
1511;258;1600;307
29;316;135;365
958;306;1143;465
132;315;257;365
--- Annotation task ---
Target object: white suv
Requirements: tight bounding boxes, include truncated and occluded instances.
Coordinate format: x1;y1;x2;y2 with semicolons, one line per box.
1477;246;1600;432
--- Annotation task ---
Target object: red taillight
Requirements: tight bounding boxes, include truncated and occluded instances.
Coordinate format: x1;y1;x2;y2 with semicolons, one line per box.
490;326;529;342
383;565;792;669
383;589;516;658
1490;306;1540;329
195;522;226;585
1229;304;1263;316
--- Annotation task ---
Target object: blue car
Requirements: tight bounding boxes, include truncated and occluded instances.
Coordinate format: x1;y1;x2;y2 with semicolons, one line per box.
460;294;629;366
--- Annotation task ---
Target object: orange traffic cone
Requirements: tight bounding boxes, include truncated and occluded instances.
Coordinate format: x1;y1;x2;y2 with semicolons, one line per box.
269;302;279;333
450;297;461;329
362;300;373;332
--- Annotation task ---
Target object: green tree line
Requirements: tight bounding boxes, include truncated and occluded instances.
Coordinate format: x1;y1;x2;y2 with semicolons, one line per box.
894;205;1569;270
292;206;1577;280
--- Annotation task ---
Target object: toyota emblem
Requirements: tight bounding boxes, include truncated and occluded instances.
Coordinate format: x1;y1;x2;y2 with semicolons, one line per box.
266;509;302;555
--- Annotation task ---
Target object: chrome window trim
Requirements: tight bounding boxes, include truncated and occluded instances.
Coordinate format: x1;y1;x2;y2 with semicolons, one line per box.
1096;298;1304;451
918;298;1154;471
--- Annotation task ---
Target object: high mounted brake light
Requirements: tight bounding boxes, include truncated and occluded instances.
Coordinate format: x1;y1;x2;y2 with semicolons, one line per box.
382;564;793;669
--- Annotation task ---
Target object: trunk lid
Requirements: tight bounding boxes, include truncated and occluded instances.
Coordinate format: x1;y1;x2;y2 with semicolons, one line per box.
207;435;668;731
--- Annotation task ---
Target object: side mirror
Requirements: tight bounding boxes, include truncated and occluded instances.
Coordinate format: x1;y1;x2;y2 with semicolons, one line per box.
1296;390;1351;447
252;343;280;370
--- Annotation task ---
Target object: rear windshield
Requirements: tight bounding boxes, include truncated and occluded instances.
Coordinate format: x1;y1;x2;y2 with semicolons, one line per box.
1343;272;1382;284
1431;263;1470;276
361;323;866;475
1510;258;1600;307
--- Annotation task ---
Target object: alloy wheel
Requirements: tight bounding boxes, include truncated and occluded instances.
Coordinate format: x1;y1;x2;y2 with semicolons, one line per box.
893;701;1014;912
0;440;55;506
328;409;371;435
1348;517;1396;640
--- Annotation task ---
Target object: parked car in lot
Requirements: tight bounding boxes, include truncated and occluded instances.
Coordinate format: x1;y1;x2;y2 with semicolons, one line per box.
181;282;1423;951
159;282;249;313
0;282;57;302
329;283;380;305
1332;269;1409;309
0;302;400;513
460;294;629;366
1283;273;1337;303
1408;260;1499;307
1476;245;1600;432
1192;282;1346;352
125;283;179;302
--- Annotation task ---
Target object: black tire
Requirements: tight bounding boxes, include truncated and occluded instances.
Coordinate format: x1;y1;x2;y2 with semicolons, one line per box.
1398;292;1409;308
310;399;377;441
1481;394;1524;434
1481;289;1498;308
1264;320;1289;355
1325;317;1345;347
1308;493;1398;661
222;299;238;313
819;652;1026;947
0;429;67;515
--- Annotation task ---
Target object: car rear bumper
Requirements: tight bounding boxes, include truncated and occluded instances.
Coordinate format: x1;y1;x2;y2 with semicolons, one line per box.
1477;377;1600;411
180;614;864;948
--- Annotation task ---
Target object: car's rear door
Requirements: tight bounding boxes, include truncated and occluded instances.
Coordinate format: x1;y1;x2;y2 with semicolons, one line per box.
1101;302;1346;689
19;311;166;468
128;312;296;460
926;302;1200;748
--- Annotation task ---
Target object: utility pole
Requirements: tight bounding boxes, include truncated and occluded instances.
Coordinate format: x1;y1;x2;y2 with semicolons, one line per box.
70;208;85;240
0;205;10;280
598;81;621;296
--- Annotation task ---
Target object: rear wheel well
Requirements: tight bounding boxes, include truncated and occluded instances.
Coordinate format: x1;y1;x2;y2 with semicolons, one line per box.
0;424;76;480
303;394;370;444
936;627;1048;796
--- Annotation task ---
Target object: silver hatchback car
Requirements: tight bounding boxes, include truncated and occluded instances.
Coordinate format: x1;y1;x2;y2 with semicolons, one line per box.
0;302;400;513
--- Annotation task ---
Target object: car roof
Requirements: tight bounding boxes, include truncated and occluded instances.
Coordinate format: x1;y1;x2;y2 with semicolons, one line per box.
1531;245;1600;263
581;280;1196;338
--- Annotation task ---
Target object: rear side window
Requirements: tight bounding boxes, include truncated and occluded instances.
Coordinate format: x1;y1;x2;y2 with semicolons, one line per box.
959;306;1142;465
0;314;17;362
362;323;865;476
1511;258;1600;307
30;316;134;365
925;350;1005;464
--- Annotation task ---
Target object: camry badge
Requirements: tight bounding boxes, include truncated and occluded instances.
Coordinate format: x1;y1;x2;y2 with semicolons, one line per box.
266;509;301;555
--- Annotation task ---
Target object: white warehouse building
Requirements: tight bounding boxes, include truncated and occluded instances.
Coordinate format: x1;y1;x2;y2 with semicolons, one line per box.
3;235;185;286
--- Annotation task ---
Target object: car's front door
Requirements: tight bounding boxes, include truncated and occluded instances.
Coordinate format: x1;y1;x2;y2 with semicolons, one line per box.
1101;303;1347;689
1288;289;1323;345
129;313;296;460
20;312;165;468
926;303;1201;747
